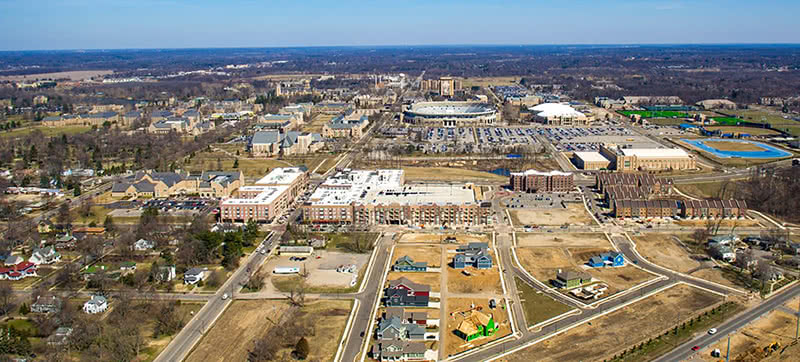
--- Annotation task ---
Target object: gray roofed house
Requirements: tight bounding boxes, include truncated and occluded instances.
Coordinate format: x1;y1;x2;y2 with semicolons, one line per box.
371;341;427;361
375;316;426;340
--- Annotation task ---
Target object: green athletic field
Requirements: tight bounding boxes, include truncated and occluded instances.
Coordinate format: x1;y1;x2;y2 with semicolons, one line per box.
618;110;691;118
707;117;743;125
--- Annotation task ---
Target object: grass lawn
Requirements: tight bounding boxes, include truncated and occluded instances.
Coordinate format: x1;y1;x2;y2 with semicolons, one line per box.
646;118;687;126
515;277;573;326
609;302;744;362
725;109;800;137
0;125;93;139
0;319;38;336
676;181;738;199
402;167;507;182
703;126;780;136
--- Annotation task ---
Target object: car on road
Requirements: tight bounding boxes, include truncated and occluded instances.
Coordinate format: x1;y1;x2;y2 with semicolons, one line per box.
691;345;700;351
708;328;717;335
222;293;229;300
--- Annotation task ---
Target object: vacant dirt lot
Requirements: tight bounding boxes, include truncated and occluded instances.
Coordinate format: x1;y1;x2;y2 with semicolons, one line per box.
675;218;761;228
187;299;351;362
509;203;594;227
632;234;738;289
501;284;722;362
702;297;799;362
386;272;441;292
187;300;290;362
392;245;443;268
264;251;369;288
445;298;511;356
402;167;508;182
398;233;489;244
446;247;502;295
516;233;611;248
515;247;574;283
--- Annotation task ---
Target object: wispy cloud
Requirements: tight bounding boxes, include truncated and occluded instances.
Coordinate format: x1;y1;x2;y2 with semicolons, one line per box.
655;1;684;11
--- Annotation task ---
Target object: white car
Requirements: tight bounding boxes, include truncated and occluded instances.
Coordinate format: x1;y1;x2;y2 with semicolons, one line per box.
222;293;229;300
708;328;717;335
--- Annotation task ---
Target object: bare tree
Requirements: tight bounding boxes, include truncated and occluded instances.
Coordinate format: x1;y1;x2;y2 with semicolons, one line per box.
0;283;13;315
287;279;307;307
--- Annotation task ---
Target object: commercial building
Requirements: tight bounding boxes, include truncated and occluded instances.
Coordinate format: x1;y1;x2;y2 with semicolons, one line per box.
420;76;462;97
600;144;696;171
111;170;243;199
403;101;498;127
572;152;611;170
301;169;491;227
530;103;592;126
219;167;309;222
509;170;574;193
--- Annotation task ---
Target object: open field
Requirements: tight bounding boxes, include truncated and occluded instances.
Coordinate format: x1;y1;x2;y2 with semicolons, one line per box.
509;203;593;227
0;125;93;139
398;233;489;244
704;140;766;152
187;299;351;362
632;234;739;289
444;298;512;356
618;110;691;118
646;118;687;126
516;233;610;248
514;277;574;326
268;251;369;292
704;126;781;136
0;70;113;81
676;180;738;199
502;284;722;362
387;271;441;292
515;247;573;282
724;108;800;137
182;149;297;179
401;166;508;182
674;218;761;228
446;247;502;295
392;245;443;268
303;114;335;133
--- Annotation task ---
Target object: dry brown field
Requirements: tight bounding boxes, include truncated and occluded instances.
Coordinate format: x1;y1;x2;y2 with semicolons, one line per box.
509;203;594;227
446;247;502;295
398;233;489;244
516;233;611;248
632;234;739;289
392;245;443;268
500;284;722;362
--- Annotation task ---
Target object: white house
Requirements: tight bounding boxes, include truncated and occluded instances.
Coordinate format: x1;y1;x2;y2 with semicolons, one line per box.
133;239;155;251
156;265;177;282
4;255;22;266
30;247;61;265
184;267;206;285
82;295;108;314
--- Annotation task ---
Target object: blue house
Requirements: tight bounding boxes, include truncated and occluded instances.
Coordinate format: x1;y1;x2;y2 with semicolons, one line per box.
587;252;625;268
453;250;493;269
392;256;428;272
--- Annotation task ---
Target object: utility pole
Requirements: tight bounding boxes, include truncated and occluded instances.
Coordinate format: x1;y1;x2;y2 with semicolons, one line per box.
725;335;730;362
796;297;800;340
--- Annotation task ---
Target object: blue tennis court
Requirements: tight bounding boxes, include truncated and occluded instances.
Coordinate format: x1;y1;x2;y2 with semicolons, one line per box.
681;138;792;159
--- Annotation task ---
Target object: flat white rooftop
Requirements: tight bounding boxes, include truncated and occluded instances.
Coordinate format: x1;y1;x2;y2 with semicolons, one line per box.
573;152;610;163
510;170;572;177
255;167;305;186
222;185;289;206
619;148;690;158
366;185;476;206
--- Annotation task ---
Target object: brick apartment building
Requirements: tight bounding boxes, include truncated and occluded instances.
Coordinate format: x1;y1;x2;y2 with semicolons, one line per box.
509;170;574;193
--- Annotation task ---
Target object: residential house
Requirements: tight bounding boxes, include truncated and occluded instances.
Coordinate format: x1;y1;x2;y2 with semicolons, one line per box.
553;270;592;289
83;295;108;314
155;265;177;282
453;242;492;269
709;234;738;246
392;256;428;272
388;277;430;297
37;220;54;234
371;341;427;362
30;247;61;265
384;278;430;307
710;243;736;262
31;295;62;314
384;307;428;326
134;239;155;251
119;261;137;272
47;327;73;346
184;267;206;284
587;252;625;268
3;255;22;266
454;310;499;342
375;316;425;341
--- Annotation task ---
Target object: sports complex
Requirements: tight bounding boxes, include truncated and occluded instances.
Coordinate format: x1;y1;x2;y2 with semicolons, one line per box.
680;138;792;159
402;101;498;127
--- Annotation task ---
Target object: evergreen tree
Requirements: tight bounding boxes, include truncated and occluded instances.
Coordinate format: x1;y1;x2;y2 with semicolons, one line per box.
294;337;310;360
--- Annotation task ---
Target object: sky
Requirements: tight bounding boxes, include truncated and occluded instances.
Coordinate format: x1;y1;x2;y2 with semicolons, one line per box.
0;0;799;51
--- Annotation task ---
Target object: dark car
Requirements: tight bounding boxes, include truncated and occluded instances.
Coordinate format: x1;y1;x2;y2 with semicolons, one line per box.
691;346;700;351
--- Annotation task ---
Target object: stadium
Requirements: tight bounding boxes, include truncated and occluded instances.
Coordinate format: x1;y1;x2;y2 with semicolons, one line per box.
403;101;498;127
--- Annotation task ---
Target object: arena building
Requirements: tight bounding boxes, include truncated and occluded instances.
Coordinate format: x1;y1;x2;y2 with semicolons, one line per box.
219;167;309;222
302;169;491;227
509;170;574;193
403;101;499;127
530;103;592;126
572;152;611;170
599;144;696;171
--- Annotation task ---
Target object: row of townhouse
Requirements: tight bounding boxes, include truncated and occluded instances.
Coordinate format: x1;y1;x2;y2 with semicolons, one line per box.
612;198;748;219
597;173;674;196
111;170;243;199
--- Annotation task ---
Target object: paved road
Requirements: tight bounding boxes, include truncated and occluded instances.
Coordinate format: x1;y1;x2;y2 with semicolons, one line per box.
154;232;278;362
654;283;800;362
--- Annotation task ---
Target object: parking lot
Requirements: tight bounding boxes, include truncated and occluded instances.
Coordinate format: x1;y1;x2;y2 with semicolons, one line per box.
265;250;369;288
502;192;580;209
418;126;540;154
105;198;215;219
537;126;660;152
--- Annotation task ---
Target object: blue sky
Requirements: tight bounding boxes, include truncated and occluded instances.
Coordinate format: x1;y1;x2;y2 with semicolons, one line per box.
0;0;798;50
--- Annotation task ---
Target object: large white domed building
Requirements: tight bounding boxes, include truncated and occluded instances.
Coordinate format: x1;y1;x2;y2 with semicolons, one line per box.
531;103;592;126
403;101;499;127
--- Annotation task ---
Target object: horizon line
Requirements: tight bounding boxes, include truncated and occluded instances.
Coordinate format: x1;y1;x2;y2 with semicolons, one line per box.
2;42;800;53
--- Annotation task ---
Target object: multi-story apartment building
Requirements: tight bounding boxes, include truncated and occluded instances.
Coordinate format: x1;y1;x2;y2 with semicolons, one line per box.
219;167;309;222
302;169;491;227
111;171;243;199
509;170;574;192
